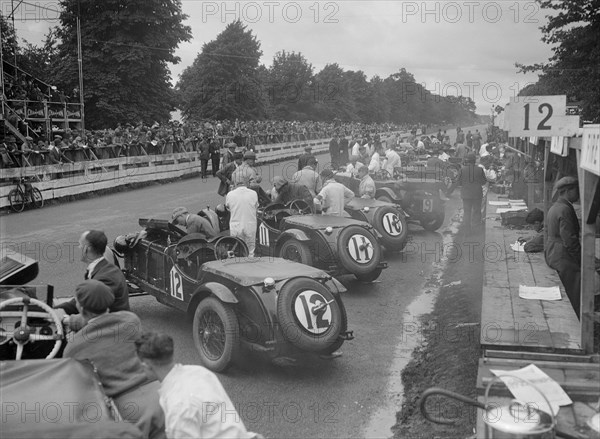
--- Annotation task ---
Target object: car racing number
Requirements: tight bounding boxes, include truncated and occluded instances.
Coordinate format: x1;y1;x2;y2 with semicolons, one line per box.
169;267;184;300
382;212;402;236
422;198;433;213
294;290;332;334
258;223;270;246
348;234;374;264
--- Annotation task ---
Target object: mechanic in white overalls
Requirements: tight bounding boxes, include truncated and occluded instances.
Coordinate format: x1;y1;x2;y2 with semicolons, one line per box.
225;174;259;257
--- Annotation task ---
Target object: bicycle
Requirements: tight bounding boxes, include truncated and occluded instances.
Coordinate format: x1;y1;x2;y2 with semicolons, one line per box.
8;177;44;212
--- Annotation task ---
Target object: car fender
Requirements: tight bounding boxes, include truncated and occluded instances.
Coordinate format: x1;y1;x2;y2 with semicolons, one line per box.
375;186;400;202
276;229;311;253
196;282;238;303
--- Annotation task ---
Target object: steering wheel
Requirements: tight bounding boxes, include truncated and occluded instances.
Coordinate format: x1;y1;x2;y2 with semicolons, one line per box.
0;297;64;360
214;236;249;260
261;203;286;220
288;199;313;215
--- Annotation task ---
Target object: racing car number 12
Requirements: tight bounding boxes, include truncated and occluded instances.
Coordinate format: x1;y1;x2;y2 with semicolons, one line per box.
170;267;184;301
294;290;332;334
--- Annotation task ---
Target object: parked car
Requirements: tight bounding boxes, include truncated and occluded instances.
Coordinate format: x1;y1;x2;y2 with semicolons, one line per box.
0;253;142;438
334;173;446;232
117;219;354;371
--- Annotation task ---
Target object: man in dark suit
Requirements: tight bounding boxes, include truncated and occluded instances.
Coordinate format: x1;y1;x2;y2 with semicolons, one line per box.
457;153;487;231
216;151;243;197
545;176;581;318
56;230;130;319
297;146;315;171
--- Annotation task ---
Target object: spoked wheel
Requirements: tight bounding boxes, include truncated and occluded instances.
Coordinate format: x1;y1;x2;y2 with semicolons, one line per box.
288;199;313;214
213;236;248;260
192;297;239;372
8;189;25;213
279;239;313;266
31;188;44;209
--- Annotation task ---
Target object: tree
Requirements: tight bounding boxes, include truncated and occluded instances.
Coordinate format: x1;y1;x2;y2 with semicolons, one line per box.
177;20;265;121
52;0;191;128
1;13;19;65
268;50;314;120
517;0;600;122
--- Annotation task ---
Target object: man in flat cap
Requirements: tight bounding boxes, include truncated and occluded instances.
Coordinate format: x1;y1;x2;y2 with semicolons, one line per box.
292;156;322;197
216;151;243;197
545;176;582;318
221;142;237;168
171;207;218;239
271;176;313;209
297;145;315;171
64;280;166;439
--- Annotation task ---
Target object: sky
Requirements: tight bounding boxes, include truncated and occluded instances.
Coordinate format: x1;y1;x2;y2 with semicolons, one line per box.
4;0;556;115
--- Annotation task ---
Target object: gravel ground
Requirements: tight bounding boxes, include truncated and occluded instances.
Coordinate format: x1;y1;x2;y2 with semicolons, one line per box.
392;220;484;439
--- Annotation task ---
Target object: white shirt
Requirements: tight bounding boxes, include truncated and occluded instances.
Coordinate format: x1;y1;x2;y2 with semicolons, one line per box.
383;149;401;175
225;186;258;230
159;364;255;439
345;161;365;177
351;142;361;157
316;180;354;216
368;152;381;173
479;143;490;157
86;256;105;278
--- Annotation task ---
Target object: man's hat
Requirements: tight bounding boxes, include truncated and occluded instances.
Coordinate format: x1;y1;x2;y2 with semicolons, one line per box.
233;152;243;160
172;206;188;220
75;280;114;313
25;136;33;141
304;146;313;151
554;176;578;191
243;151;256;160
54;135;62;140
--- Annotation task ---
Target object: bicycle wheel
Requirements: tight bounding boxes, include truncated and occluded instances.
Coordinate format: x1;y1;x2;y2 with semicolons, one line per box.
31;188;44;208
8;189;25;213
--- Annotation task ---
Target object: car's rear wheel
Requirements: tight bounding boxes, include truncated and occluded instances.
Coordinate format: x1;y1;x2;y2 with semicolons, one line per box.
279;239;313;266
277;278;343;352
192;297;239;372
337;226;381;275
373;207;408;251
355;267;383;282
420;211;445;231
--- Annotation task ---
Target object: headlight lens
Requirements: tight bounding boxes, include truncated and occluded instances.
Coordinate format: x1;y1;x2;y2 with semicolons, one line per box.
363;207;370;212
325;226;333;234
264;277;275;288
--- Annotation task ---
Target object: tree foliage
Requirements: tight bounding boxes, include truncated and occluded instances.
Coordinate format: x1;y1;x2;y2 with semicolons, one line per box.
517;0;600;122
51;0;191;128
177;20;265;120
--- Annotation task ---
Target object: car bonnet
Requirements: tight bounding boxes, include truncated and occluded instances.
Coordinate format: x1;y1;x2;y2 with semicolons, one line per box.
282;214;366;230
201;258;331;287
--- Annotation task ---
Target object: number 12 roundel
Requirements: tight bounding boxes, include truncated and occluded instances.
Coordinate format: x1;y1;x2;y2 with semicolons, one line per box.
293;291;332;334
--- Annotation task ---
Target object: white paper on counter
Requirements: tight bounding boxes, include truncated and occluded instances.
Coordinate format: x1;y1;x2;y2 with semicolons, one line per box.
518;285;562;300
490;364;572;416
496;207;528;214
489;200;511;206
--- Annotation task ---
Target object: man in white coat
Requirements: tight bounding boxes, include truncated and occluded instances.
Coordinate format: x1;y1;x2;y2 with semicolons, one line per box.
225;175;258;257
382;143;401;176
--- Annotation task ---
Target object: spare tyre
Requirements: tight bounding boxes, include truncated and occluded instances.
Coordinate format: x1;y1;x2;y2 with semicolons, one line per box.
372;206;408;251
336;225;381;275
276;278;343;352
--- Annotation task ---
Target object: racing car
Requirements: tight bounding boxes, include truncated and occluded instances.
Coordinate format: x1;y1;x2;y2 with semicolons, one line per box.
334;172;446;232
117;218;354;372
0;253;143;438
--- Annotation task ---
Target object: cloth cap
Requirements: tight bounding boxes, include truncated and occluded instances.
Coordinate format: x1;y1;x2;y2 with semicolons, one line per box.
172;206;188;220
25;136;34;141
54;135;62;140
554;176;578;191
243;151;256;160
75;280;114;313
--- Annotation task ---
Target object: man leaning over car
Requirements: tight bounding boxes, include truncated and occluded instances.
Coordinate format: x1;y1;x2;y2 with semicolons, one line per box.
171;207;218;239
63;280;166;439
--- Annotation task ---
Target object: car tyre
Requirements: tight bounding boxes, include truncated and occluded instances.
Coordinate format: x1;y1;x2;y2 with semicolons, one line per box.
277;278;343;352
420;211;445;231
192;297;239;372
317;296;348;355
279;239;313;266
372;207;408;251
337;226;381;275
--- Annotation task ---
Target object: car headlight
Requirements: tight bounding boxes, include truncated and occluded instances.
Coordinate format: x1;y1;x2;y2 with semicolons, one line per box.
363;207;370;212
263;277;275;289
325;226;333;234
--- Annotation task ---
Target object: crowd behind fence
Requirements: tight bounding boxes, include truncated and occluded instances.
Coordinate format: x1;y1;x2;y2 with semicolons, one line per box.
1;119;412;169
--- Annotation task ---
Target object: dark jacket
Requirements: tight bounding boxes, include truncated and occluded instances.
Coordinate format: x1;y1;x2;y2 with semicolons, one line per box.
57;258;130;315
297;152;315;171
545;198;581;269
458;163;487;199
274;181;314;207
216;162;237;196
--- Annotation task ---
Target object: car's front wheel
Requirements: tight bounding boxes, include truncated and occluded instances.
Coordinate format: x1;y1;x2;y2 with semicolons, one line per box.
279;239;313;266
192;297;239;372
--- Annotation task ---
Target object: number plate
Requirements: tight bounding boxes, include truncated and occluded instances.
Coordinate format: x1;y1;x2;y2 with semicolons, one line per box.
422;198;433;213
169;267;184;300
